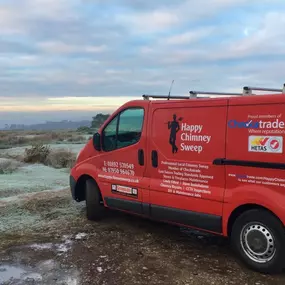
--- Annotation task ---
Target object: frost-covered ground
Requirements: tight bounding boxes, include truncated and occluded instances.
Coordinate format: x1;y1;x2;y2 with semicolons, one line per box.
0;163;69;199
0;143;86;200
0;143;86;159
0;140;87;235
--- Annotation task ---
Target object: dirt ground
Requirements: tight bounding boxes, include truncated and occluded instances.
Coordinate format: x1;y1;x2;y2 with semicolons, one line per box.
1;189;285;285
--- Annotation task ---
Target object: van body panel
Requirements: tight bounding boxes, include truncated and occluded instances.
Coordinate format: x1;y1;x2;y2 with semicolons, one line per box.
145;100;228;233
224;100;285;228
70;93;285;235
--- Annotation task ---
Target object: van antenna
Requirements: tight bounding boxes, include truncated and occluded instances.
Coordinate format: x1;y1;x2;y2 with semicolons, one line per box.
167;80;174;100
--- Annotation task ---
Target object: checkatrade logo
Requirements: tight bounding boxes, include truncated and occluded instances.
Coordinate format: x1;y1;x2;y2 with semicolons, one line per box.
228;120;259;129
228;119;285;129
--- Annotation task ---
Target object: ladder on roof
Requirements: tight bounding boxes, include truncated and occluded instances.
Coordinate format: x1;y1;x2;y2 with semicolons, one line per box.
142;83;285;100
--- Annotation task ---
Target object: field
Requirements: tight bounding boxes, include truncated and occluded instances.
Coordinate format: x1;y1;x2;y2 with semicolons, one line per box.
0;130;285;285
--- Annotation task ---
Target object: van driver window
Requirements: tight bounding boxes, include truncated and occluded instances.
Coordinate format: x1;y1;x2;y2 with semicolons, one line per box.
102;116;118;151
102;108;144;151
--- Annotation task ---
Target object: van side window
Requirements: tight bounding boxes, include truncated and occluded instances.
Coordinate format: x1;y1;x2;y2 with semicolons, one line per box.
102;116;118;152
102;108;144;151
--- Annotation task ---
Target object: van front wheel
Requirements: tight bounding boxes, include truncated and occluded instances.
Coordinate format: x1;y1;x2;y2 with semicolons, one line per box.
85;179;105;221
231;209;285;274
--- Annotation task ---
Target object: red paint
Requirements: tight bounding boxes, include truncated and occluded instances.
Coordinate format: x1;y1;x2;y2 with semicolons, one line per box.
71;93;285;237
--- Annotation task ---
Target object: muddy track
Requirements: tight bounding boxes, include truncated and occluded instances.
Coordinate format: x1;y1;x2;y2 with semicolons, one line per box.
1;190;285;284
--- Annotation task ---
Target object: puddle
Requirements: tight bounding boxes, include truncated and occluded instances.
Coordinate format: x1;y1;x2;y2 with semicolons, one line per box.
23;272;43;282
29;243;54;251
0;260;80;285
28;237;74;255
0;265;27;283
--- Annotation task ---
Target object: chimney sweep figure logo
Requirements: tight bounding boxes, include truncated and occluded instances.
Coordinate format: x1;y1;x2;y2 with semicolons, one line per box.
167;114;183;154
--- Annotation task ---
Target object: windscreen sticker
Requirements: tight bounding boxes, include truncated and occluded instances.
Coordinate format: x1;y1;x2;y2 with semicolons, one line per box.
111;184;138;197
167;114;211;154
248;136;283;153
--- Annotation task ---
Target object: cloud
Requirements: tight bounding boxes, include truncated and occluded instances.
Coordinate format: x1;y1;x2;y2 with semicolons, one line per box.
163;28;215;45
0;96;138;112
1;0;285;126
117;10;180;34
38;41;107;54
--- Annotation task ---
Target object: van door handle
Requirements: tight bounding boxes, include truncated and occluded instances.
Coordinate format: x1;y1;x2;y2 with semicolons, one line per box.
138;149;144;166
151;150;158;168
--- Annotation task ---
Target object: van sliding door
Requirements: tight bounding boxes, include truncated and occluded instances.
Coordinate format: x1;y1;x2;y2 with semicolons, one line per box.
146;100;228;234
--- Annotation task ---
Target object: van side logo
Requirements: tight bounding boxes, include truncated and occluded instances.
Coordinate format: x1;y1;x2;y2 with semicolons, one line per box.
228;120;259;129
248;136;283;153
228;119;285;129
167;114;183;154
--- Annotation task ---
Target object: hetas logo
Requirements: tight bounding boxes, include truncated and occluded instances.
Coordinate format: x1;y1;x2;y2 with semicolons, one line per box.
248;136;283;153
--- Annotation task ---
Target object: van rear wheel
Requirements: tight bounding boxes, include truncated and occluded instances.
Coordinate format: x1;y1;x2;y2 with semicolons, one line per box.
231;209;285;274
85;179;105;221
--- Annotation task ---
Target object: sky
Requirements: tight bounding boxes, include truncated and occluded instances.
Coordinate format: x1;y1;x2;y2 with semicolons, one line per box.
1;0;285;126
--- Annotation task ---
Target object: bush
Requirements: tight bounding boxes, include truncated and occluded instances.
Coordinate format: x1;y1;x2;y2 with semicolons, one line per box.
45;149;76;169
66;135;85;143
23;143;76;169
77;126;91;133
23;143;50;164
0;159;21;174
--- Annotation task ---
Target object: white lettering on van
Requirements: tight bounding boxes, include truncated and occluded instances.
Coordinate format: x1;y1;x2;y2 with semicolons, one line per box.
179;122;212;154
181;123;203;133
181;133;211;143
181;143;203;153
259;119;285;129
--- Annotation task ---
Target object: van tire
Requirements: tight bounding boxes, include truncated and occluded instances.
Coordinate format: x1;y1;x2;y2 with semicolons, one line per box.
231;209;285;274
85;179;105;221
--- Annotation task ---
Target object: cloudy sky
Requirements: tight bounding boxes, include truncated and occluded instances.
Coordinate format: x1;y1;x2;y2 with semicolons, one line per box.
1;0;285;126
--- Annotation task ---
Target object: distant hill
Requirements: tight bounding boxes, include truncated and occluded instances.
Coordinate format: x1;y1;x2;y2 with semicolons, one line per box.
2;120;92;131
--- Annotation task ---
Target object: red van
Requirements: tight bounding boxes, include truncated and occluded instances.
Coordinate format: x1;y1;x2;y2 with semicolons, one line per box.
70;84;285;274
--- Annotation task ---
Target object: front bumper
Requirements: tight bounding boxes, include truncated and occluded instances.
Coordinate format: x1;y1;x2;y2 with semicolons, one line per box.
69;175;77;200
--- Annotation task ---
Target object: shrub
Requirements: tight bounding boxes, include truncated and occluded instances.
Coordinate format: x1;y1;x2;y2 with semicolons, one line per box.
66;135;85;143
23;143;50;164
77;126;91;133
23;143;76;169
45;149;76;169
0;159;21;174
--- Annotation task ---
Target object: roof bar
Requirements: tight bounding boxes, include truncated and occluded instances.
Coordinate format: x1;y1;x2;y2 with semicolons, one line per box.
189;91;242;97
243;84;285;95
142;94;190;100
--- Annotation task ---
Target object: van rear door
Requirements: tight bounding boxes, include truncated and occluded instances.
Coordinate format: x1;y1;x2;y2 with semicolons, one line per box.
146;99;228;233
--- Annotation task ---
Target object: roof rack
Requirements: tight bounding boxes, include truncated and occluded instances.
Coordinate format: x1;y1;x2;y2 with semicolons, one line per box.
189;91;242;98
142;94;191;100
142;83;285;100
243;84;285;95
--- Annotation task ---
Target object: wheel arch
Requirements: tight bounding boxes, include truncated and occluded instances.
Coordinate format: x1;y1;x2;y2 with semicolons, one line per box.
74;174;102;202
227;204;283;237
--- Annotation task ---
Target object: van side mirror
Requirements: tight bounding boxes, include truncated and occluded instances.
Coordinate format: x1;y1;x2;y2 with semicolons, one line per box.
93;132;101;151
